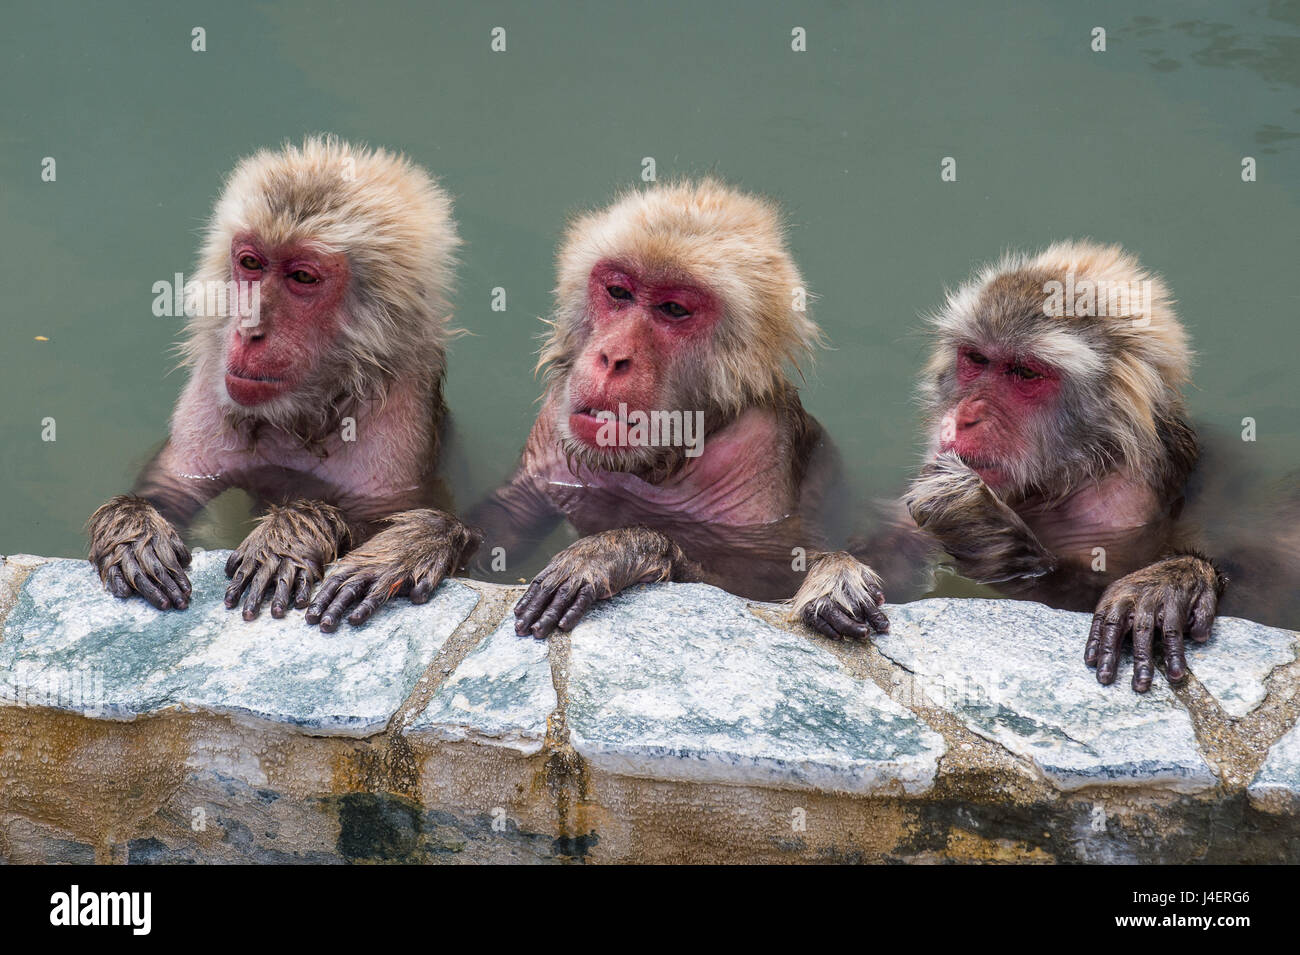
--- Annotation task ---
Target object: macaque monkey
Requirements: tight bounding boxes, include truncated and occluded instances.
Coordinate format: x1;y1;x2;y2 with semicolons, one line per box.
88;136;476;621
308;179;890;638
795;242;1231;692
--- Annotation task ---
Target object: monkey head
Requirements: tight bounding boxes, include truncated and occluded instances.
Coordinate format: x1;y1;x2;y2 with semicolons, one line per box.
539;179;821;475
920;241;1193;498
182;135;459;437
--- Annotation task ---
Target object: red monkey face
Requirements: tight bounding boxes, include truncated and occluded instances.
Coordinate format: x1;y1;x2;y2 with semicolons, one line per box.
561;261;720;469
223;234;349;406
937;345;1062;491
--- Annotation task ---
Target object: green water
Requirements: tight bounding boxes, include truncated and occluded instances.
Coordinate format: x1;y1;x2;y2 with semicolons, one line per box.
1;0;1296;561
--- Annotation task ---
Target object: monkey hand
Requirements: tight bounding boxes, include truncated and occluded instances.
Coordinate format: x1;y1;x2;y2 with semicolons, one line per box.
1086;554;1225;693
789;551;890;639
88;494;193;611
904;452;1057;583
225;501;351;621
304;509;480;632
515;527;698;639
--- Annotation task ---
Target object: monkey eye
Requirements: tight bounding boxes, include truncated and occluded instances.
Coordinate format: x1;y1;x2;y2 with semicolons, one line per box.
658;301;691;319
606;285;633;301
965;350;989;366
289;270;318;284
1008;364;1042;380
238;254;263;271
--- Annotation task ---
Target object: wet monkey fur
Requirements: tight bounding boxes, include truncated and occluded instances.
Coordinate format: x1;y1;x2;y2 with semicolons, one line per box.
312;179;889;637
88;136;477;623
795;241;1235;692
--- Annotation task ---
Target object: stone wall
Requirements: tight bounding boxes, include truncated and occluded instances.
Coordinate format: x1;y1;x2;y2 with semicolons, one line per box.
0;550;1297;864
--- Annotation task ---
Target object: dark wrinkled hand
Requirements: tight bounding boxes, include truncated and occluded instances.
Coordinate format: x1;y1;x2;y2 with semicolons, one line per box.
1086;555;1224;692
904;452;1056;583
305;509;479;632
515;528;684;639
225;501;348;621
88;495;192;611
791;551;890;640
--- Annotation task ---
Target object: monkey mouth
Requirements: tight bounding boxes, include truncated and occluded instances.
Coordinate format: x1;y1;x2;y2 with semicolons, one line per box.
952;452;1009;486
568;406;628;449
225;370;289;406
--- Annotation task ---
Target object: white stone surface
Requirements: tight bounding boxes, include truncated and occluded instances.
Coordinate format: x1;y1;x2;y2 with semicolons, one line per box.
1186;616;1298;717
1249;722;1300;813
565;583;946;796
0;552;479;736
408;618;556;755
876;598;1217;793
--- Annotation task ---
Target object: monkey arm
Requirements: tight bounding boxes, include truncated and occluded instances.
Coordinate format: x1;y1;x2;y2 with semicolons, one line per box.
514;526;703;639
903;452;1057;585
1086;552;1225;693
304;508;480;632
789;551;890;640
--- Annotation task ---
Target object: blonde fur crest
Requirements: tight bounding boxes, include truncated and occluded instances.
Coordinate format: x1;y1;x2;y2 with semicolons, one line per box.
921;240;1193;492
539;179;823;419
182;134;460;438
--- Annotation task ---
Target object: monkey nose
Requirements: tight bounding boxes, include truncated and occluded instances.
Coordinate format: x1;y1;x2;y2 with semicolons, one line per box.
599;352;632;375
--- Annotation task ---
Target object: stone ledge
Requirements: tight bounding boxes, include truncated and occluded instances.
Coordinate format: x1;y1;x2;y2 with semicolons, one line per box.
0;551;1297;864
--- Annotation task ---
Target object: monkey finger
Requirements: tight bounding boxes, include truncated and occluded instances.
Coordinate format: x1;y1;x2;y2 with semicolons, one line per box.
1188;589;1217;644
802;606;843;641
345;583;394;627
1130;599;1159;693
302;558;323;586
1085;614;1105;666
128;566;173;611
1096;608;1131;686
224;557;257;608
241;561;279;621
317;579;371;633
819;603;872;641
151;537;192;598
225;550;243;578
858;600;890;634
1160;599;1189;683
304;572;350;624
139;544;189;610
530;582;580;639
410;555;453;605
161;566;192;610
270;563;297;619
292;571;314;609
409;577;438;604
515;578;560;635
557;585;598;632
167;529;192;569
105;564;133;600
